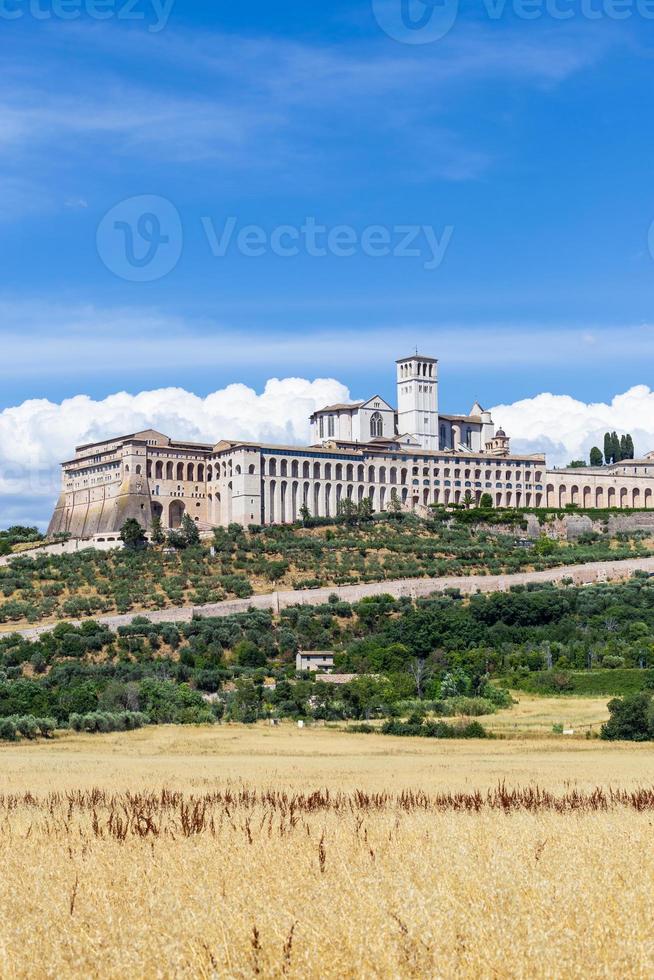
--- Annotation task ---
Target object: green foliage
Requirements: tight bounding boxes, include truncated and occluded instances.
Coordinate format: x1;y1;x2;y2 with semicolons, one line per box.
120;519;147;550
590;447;603;467
601;692;654;741
381;718;488;738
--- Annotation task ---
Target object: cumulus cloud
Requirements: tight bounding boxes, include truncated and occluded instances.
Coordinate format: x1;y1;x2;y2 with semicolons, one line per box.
491;385;654;466
0;376;351;514
3;378;654;529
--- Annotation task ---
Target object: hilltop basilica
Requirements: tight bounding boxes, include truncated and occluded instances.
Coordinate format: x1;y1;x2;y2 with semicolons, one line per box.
48;353;654;539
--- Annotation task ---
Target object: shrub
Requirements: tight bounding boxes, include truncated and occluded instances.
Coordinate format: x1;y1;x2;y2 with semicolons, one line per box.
0;718;17;741
601;693;654;741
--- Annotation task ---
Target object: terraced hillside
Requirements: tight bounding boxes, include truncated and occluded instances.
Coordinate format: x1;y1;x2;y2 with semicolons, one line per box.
0;514;653;627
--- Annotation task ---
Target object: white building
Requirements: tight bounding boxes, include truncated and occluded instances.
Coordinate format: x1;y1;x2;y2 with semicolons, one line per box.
310;353;495;453
47;351;654;537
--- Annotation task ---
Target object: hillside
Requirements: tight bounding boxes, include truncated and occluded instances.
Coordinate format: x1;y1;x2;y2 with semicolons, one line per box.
2;577;654;729
1;513;653;628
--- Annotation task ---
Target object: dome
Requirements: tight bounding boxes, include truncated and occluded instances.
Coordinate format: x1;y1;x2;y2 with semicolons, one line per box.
496;428;507;438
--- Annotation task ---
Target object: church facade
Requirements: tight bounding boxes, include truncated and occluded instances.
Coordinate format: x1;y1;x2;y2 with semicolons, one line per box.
47;353;654;538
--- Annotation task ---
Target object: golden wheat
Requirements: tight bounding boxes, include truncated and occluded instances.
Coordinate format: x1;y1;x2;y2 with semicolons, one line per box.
2;726;654;978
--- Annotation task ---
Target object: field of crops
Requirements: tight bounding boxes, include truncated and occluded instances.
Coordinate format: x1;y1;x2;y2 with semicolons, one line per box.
1;726;654;977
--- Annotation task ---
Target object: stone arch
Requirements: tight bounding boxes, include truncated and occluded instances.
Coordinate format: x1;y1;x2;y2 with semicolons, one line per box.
155;461;163;479
357;464;365;482
166;461;174;480
380;486;386;510
595;486;604;508
619;487;628;508
570;485;579;506
313;462;321;480
368;465;375;483
269;458;277;476
198;464;205;481
303;461;310;479
187;463;195;482
646;488;653;509
325;463;332;480
280;460;288;477
269;480;276;523
169;500;185;528
291;460;299;478
291;481;299;521
633;487;641;508
313;483;320;517
152;501;163;520
607;486;616;507
346;464;354;481
582;486;591;508
176;462;184;481
558;485;567;508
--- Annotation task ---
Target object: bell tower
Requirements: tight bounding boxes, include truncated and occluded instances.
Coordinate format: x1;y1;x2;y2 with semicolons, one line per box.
396;354;439;450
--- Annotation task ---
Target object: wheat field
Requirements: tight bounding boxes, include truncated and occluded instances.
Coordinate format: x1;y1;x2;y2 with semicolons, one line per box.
2;724;654;978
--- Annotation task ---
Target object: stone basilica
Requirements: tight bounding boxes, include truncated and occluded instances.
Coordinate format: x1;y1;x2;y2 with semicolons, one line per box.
48;353;654;539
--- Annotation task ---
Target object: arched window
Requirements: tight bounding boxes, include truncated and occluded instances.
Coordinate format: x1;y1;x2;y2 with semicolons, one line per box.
370;412;383;438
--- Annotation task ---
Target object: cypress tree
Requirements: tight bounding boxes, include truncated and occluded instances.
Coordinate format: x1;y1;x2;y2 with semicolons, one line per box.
620;435;628;461
626;434;635;459
590;447;603;467
604;432;613;464
611;432;620;464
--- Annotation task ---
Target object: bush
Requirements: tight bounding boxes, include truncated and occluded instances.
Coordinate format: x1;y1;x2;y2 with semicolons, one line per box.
601;693;654;741
381;718;488;739
0;718;17;741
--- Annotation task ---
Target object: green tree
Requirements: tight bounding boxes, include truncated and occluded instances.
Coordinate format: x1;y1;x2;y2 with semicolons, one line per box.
230;678;261;724
601;693;654;741
119;519;147;550
150;515;166;545
604;432;613;464
625;434;635;460
611;431;621;463
620;435;628;461
180;513;200;546
589;447;603;467
337;498;359;525
479;493;493;509
567;460;587;469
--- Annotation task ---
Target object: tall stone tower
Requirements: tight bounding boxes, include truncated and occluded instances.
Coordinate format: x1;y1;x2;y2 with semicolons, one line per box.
396;354;439;450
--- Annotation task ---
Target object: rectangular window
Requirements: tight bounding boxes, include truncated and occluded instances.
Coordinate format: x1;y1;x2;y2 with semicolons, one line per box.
319;417;324;438
328;415;335;437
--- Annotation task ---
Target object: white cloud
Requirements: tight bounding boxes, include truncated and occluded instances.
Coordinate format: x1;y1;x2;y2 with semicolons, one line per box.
3;377;654;529
0;376;351;504
491;385;654;465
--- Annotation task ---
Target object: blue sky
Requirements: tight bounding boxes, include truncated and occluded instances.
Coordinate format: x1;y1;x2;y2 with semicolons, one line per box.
2;0;654;525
